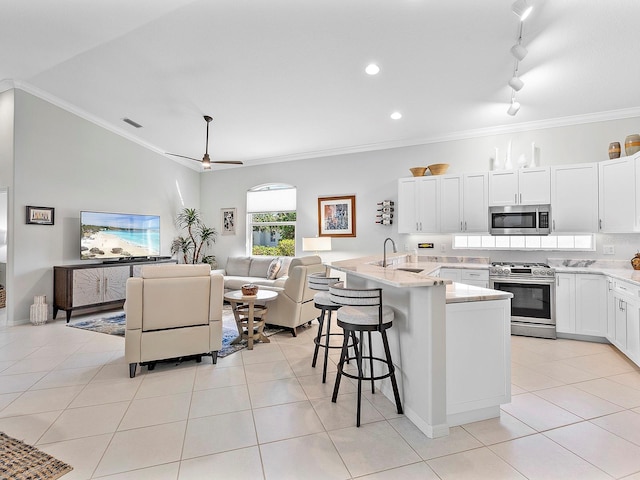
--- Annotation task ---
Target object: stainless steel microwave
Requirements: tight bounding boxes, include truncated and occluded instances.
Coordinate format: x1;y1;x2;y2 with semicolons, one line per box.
489;204;551;235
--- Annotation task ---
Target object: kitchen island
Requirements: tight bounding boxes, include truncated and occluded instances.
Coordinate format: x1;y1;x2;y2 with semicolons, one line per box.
328;254;512;438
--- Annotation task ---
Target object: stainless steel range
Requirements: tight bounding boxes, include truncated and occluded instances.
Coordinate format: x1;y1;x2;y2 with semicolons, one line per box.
489;262;556;339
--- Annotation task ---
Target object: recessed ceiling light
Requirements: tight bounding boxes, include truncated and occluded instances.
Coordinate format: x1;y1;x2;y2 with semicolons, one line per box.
365;64;380;75
390;112;402;120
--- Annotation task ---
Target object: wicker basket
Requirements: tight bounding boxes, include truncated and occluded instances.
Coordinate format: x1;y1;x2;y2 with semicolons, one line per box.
427;163;450;175
0;286;5;309
409;167;427;177
242;284;259;296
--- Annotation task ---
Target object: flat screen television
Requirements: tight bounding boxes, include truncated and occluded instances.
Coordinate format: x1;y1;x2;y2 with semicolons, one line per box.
81;211;160;260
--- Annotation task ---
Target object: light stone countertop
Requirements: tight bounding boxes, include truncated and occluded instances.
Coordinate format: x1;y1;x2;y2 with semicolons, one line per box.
327;254;510;303
553;266;640;286
446;282;512;304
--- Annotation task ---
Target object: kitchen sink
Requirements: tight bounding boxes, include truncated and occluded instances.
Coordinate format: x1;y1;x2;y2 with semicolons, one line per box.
396;267;424;273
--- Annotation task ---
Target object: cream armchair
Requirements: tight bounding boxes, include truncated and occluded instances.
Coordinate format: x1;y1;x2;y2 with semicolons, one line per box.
259;255;326;336
124;264;223;378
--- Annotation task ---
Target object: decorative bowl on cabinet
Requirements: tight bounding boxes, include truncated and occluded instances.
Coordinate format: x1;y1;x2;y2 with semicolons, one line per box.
427;163;450;175
409;167;427;177
625;134;640;156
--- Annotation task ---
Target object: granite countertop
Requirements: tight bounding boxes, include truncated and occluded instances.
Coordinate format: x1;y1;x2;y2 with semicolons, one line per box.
327;254;510;304
547;258;640;286
446;282;512;304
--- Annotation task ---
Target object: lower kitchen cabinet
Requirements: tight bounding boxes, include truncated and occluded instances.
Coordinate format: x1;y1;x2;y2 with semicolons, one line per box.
556;273;607;337
438;267;489;288
608;279;640;365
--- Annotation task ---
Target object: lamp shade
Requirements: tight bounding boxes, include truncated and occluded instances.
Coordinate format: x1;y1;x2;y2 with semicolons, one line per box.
507;100;521;116
511;0;533;20
302;237;332;252
509;76;524;91
510;43;528;61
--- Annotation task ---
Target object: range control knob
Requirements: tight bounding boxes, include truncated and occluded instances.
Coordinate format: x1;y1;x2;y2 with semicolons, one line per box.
533;269;539;275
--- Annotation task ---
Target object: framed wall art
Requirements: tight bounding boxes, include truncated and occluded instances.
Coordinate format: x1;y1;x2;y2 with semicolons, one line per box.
221;207;236;235
26;206;54;225
318;195;356;237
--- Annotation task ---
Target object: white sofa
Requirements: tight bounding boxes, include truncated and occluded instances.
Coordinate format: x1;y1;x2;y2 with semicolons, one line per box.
213;255;291;291
124;264;223;377
215;255;326;335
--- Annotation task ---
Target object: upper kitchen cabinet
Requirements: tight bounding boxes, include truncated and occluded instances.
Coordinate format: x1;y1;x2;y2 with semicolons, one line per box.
440;172;488;233
598;156;637;233
551;163;599;232
488;167;551;206
398;176;440;234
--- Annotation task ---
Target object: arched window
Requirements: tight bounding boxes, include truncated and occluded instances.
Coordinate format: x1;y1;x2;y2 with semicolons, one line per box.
246;183;296;256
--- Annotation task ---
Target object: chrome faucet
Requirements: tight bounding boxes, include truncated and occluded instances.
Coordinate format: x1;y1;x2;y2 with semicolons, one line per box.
383;237;397;268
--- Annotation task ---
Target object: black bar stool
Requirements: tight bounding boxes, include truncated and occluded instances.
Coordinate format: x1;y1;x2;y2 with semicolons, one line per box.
329;285;403;426
307;273;355;383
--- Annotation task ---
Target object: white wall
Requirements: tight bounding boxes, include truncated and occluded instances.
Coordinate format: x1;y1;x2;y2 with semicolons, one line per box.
201;115;640;269
0;90;15;321
9;90;201;323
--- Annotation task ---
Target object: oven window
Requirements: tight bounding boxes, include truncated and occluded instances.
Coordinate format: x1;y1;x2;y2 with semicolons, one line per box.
491;212;536;229
493;282;552;320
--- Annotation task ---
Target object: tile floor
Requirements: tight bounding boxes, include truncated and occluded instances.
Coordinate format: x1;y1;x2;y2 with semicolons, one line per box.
1;311;640;479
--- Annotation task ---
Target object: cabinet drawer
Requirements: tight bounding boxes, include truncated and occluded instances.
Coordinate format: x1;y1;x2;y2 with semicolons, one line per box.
613;280;640;299
461;269;489;282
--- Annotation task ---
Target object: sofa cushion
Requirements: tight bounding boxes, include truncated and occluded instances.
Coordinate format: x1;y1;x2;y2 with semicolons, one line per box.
226;256;252;276
249;256;275;277
276;257;293;278
223;276;282;291
267;258;282;279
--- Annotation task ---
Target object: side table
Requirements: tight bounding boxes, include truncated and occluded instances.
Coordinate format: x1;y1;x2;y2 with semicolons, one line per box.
224;289;278;350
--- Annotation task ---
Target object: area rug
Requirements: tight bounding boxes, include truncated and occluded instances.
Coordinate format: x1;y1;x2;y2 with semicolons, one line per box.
66;306;285;358
0;431;73;480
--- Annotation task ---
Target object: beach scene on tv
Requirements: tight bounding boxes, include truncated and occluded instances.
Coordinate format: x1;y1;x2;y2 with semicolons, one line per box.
81;211;160;260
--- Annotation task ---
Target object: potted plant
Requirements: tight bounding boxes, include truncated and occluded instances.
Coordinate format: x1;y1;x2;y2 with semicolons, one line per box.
171;208;218;267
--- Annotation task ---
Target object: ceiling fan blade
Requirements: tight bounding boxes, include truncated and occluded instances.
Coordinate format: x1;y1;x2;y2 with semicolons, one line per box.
212;160;244;165
165;152;201;162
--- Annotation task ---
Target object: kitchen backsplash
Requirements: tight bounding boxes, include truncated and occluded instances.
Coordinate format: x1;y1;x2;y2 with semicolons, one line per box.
547;258;633;269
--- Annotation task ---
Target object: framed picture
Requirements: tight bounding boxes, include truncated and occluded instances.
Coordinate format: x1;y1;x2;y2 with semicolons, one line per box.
221;207;236;235
26;206;54;225
318;195;356;237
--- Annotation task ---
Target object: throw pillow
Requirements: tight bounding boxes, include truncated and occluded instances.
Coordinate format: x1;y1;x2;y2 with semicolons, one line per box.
267;258;282;280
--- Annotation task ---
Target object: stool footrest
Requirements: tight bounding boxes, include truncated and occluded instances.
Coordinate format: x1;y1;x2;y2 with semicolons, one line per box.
338;355;396;382
314;332;353;349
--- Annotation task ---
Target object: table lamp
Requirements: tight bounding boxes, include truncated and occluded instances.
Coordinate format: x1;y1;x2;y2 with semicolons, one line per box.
302;236;331;255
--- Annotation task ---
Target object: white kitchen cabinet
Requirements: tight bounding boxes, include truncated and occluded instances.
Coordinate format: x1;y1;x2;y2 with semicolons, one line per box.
488;167;550;206
398;176;440;234
555;273;606;337
438;267;489;288
440;173;489;233
598;157;636;233
575;275;607;337
609;279;640;365
551;163;599;233
555;273;576;334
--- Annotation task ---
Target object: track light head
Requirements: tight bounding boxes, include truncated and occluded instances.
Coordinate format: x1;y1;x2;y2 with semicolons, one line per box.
511;43;528;61
509;76;524;91
512;0;533;21
507;99;521;116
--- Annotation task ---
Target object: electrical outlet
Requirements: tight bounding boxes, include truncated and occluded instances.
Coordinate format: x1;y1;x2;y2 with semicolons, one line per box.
440;244;446;253
603;245;615;255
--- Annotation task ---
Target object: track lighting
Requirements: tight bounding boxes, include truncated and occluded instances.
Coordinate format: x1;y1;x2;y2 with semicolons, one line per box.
509;75;524;91
511;0;532;21
507;98;521;116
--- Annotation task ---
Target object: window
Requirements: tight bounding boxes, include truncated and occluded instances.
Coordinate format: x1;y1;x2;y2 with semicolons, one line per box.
452;234;595;251
247;184;296;256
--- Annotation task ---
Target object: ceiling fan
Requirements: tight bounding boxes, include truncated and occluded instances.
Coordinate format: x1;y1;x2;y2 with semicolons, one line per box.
166;115;243;170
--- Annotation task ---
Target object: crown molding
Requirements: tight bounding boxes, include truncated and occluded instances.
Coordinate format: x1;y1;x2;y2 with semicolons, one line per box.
4;79;640;169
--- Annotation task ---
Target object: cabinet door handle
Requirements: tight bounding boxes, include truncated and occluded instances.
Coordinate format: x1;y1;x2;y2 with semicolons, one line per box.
464;221;467;231
519;193;522;204
599;219;602;230
460;221;463;231
104;277;108;292
515;193;518;204
96;278;101;294
553;220;556;231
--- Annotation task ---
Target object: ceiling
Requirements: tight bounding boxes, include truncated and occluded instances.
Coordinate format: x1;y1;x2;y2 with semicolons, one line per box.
2;0;640;170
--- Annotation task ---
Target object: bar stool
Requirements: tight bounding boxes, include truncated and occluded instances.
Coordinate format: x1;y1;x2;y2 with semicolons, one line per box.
329;285;403;427
307;273;355;383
